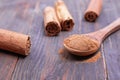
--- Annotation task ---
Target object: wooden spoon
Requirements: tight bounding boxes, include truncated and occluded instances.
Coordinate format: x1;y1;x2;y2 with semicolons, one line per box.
63;18;120;56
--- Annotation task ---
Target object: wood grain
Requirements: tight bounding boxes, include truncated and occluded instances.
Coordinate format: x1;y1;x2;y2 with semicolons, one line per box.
0;0;120;80
102;0;120;80
12;0;106;80
0;0;34;79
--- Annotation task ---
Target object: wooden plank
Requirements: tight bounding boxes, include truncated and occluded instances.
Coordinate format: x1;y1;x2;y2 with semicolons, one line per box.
11;0;107;80
102;0;120;80
0;0;34;79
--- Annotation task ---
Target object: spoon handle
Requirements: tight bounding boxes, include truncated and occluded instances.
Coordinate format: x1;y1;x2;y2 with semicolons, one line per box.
89;18;120;42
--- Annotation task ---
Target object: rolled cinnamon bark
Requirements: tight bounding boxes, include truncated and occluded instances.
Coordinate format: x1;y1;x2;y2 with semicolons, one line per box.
84;0;103;22
55;0;74;31
44;6;61;36
0;29;31;56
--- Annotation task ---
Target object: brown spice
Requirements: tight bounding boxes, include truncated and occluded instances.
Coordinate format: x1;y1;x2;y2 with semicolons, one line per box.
83;51;101;63
44;6;61;36
64;35;99;52
58;48;64;54
59;48;101;63
84;0;103;22
0;29;31;56
55;0;74;31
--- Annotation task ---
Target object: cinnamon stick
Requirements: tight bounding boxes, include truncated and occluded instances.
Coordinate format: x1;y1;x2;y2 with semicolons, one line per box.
0;29;31;56
55;0;74;31
84;0;103;22
44;6;61;36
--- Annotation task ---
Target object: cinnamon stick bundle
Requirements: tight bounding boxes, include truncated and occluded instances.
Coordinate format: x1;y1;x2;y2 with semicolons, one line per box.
0;29;31;56
44;6;61;36
55;0;74;31
84;0;103;22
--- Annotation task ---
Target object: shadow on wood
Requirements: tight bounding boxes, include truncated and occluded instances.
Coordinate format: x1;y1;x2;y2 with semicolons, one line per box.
59;48;101;62
0;49;27;58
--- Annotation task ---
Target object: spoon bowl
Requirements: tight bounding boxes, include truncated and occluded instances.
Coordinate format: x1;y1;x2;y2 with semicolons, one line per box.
63;34;100;56
63;18;120;56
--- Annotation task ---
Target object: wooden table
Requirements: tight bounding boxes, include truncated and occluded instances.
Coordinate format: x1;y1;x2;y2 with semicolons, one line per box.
0;0;120;80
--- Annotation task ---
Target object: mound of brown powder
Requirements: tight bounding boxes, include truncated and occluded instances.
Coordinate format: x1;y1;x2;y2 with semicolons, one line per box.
64;35;99;52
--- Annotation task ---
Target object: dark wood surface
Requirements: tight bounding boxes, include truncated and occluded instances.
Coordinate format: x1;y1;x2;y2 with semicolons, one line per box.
0;0;120;80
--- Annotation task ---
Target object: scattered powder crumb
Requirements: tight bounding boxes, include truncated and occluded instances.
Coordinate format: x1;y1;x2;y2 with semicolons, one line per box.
58;48;101;63
83;51;101;63
58;48;64;54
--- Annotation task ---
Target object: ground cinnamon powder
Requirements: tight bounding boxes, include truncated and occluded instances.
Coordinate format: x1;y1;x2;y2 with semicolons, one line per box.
59;48;101;63
64;35;99;52
83;51;101;63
